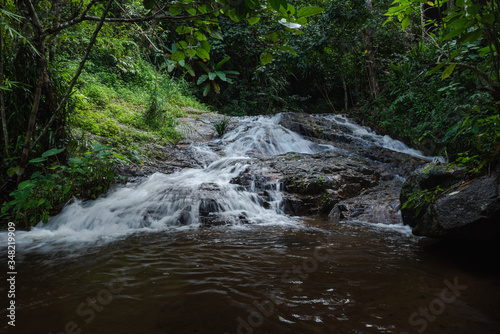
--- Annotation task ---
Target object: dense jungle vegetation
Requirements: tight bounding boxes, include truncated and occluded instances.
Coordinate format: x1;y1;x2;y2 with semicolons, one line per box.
1;0;498;227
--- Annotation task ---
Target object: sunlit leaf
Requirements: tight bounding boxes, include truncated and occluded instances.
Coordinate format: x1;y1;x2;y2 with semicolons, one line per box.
297;6;324;18
248;16;260;25
260;53;273;65
442;63;456;80
171;50;185;62
196;48;210;60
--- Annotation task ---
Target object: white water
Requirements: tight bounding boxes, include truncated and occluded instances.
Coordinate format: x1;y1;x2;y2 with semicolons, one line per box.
9;115;333;249
4;114;430;249
315;114;440;161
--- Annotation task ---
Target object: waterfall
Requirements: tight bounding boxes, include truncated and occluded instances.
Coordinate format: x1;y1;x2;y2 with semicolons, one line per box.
6;114;433;248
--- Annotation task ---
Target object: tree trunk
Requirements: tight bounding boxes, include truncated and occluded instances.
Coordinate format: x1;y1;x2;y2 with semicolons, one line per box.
364;0;380;100
0;29;9;157
17;71;44;184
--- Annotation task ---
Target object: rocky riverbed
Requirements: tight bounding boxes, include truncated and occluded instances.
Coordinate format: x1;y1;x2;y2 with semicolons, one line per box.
118;112;430;228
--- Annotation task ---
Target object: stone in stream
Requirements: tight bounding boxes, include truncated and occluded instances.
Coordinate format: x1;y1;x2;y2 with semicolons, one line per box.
400;163;500;240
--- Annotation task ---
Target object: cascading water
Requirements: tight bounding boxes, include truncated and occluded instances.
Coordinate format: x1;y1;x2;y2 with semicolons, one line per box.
12;115;335;249
313;114;442;161
3;114;499;334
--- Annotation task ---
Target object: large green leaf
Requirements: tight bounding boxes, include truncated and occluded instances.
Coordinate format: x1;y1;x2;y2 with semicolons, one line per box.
196;48;210;60
176;41;188;49
203;83;211;96
215;71;227;82
209;72;217;81
197;74;208;85
278;45;297;55
248;16;260;25
29;157;47;163
186;7;196;15
200;40;211;52
216;56;231;70
184;63;195;77
260;53;273;65
297;6;324;18
269;0;282;11
266;32;278;42
6;166;19;177
442;63;456;80
401;15;410;31
42;147;65;158
171;50;186;62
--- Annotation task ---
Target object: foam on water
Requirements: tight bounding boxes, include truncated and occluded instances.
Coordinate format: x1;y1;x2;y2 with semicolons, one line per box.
7;115;332;250
315;114;444;161
2;114;428;250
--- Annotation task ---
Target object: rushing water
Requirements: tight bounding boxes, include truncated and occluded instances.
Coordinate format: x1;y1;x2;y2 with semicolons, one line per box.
1;114;499;333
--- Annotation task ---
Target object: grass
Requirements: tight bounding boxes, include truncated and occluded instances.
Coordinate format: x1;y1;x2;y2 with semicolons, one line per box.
65;55;207;162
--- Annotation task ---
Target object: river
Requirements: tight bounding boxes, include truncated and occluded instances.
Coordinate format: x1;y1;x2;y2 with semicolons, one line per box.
1;114;499;333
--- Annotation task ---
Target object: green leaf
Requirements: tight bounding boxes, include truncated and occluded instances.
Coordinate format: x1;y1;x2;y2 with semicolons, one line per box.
176;41;188;49
18;180;35;190
7;166;20;177
248;16;260;25
425;62;446;77
197;74;209;85
442;63;456;79
196;48;210;60
143;0;155;10
200;40;211;52
216;56;231;70
278;45;297;55
69;157;83;165
29;157;47;163
203;83;211;96
186;48;197;58
171;50;186;62
280;3;296;16
194;31;207;41
297;17;307;25
169;5;182;16
462;29;483;44
401;15;410;31
111;152;127;161
269;0;280;11
260;53;273;65
209;72;217;81
297;6;324;18
443;28;464;40
266;32;278;42
42;147;65;158
186;7;196;15
184;63;195;77
215;71;227;81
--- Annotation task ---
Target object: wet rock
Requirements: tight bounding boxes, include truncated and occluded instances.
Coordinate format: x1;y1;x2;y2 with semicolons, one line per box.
400;164;500;240
329;180;403;225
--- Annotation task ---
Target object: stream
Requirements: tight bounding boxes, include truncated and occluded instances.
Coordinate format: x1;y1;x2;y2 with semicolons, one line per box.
1;114;499;334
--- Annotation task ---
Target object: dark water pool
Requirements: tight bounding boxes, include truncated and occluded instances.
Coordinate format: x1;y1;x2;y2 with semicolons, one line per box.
2;219;500;334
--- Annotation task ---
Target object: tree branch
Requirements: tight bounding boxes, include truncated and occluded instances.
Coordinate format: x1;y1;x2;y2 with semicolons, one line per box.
30;0;114;152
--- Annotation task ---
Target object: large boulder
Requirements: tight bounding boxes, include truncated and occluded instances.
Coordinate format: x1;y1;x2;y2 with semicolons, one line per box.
400;163;500;240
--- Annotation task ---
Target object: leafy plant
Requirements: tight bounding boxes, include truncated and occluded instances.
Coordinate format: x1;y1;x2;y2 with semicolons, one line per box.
401;185;445;216
1;144;124;227
197;57;239;97
211;116;232;137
